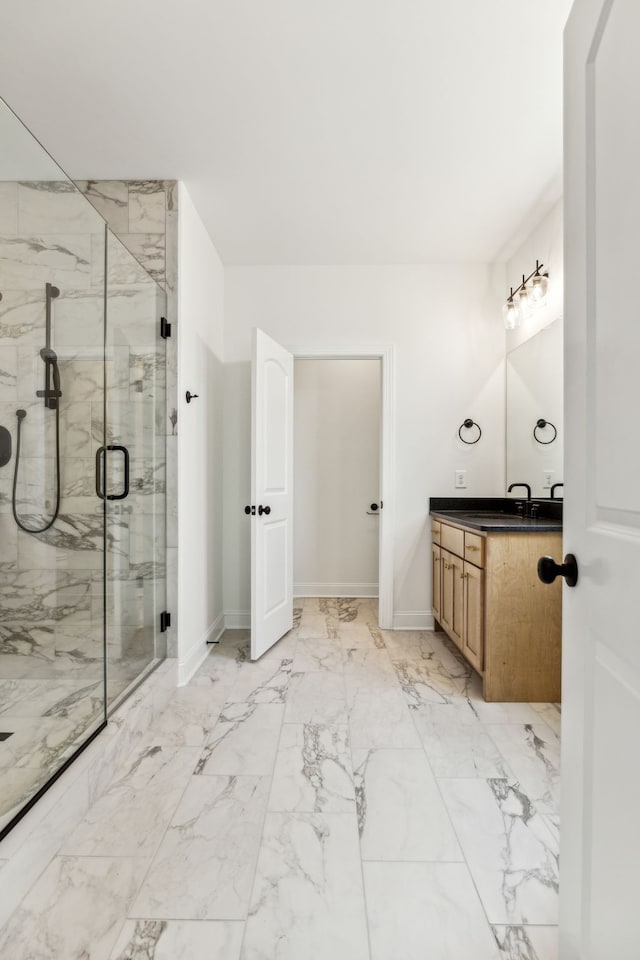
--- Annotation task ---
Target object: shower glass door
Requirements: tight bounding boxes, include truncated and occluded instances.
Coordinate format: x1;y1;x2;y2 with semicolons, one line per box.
104;230;166;707
1;95;168;838
0;100;108;837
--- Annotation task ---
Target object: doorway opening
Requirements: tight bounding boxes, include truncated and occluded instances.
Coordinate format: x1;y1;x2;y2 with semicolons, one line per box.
293;357;381;601
288;343;395;629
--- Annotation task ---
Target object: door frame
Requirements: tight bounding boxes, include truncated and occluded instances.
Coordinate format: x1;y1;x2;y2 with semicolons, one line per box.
286;342;395;630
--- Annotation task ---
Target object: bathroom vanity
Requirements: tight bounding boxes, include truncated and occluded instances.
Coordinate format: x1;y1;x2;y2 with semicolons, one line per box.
430;498;562;702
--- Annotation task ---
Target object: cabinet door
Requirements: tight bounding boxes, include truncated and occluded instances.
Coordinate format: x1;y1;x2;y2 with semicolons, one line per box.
441;548;464;649
463;561;484;673
432;543;442;623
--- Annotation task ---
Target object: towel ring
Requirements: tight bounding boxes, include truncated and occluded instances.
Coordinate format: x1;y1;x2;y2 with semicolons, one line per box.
533;418;557;445
458;418;481;445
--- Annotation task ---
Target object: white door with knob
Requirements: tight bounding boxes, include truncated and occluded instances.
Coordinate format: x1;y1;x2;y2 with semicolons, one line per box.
250;328;294;660
562;1;640;956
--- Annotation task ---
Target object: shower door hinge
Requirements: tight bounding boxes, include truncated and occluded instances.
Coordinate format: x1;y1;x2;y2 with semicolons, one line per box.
160;610;171;632
160;317;172;339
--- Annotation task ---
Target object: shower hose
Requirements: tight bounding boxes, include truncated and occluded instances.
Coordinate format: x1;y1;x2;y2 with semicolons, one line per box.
12;377;61;534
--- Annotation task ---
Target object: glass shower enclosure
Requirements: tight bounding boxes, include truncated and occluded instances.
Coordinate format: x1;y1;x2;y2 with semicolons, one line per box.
0;100;167;838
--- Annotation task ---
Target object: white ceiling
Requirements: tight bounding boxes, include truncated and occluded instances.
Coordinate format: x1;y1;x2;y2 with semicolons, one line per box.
0;0;573;264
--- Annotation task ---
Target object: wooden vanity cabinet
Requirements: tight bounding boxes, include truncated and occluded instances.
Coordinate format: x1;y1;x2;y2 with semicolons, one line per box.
431;517;562;702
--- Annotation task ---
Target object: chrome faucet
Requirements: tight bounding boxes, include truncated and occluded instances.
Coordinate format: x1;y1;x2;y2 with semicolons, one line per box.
550;482;563;499
508;482;532;500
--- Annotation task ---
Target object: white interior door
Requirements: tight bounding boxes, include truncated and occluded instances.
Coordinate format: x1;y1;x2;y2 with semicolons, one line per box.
562;2;640;957
251;328;294;659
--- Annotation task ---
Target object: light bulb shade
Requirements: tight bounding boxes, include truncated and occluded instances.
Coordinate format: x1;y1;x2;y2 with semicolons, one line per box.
530;271;549;303
503;298;520;329
516;284;532;319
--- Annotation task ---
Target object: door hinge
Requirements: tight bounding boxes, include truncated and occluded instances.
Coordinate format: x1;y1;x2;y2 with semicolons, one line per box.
160;610;171;632
160;317;172;339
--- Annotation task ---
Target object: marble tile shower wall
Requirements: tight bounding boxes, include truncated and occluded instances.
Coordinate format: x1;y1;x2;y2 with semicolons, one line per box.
0;179;178;691
0;180;107;711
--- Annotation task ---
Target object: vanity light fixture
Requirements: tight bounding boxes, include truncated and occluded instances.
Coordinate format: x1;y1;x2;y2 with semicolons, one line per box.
503;260;549;329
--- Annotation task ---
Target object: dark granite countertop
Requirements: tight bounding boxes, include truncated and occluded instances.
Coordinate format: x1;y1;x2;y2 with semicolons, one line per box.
429;497;563;533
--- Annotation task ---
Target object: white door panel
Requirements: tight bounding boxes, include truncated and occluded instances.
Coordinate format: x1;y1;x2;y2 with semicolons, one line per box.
251;329;293;659
562;1;640;956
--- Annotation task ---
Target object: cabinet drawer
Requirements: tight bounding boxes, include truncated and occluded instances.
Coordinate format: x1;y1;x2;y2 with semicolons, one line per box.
441;523;464;557
431;520;441;544
464;531;485;567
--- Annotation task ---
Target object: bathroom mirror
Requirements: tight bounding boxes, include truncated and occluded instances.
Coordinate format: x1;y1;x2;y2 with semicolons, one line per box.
506;320;563;499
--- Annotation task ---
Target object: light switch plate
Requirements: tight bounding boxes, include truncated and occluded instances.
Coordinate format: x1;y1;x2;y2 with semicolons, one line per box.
543;470;554;489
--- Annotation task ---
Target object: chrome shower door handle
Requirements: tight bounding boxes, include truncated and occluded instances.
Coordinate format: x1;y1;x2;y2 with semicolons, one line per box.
95;445;130;501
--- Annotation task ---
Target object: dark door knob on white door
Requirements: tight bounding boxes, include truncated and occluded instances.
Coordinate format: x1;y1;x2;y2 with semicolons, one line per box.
537;554;578;587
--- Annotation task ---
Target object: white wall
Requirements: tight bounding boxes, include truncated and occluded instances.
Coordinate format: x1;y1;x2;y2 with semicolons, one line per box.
294;358;380;597
177;183;225;681
223;265;505;628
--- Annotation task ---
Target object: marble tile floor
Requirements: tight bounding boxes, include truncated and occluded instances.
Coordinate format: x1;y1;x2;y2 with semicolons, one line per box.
0;655;158;834
0;597;561;959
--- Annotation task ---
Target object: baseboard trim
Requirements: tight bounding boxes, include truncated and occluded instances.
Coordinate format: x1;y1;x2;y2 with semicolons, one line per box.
392;610;434;631
224;610;251;630
178;612;224;685
222;607;434;631
293;582;379;598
